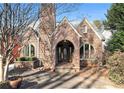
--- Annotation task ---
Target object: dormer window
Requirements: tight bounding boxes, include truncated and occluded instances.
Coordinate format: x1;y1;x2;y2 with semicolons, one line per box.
81;25;87;33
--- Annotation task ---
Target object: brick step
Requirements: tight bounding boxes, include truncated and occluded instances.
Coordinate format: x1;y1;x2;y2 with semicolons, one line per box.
55;67;78;73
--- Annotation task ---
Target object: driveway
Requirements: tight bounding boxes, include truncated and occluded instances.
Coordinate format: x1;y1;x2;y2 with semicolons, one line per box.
16;67;120;89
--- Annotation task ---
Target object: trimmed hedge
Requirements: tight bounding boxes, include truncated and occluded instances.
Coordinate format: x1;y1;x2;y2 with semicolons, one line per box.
16;57;38;61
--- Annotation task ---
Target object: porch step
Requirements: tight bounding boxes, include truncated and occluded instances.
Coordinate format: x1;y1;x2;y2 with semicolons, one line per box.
55;67;78;73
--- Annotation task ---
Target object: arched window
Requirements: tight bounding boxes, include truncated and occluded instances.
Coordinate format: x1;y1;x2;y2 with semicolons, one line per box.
23;44;35;57
80;43;95;60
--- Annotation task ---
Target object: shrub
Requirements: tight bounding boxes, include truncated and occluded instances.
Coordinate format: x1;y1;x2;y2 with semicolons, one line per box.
107;50;124;84
0;81;11;89
32;57;38;61
16;57;20;61
109;67;124;84
27;57;33;61
20;57;27;61
16;57;38;61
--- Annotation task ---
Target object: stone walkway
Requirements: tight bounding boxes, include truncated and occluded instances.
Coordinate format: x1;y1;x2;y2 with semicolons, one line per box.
13;67;121;89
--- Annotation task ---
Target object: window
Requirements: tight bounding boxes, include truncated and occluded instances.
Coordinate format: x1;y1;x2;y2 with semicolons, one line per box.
84;25;88;33
80;43;95;60
23;45;29;56
23;44;35;57
81;25;87;33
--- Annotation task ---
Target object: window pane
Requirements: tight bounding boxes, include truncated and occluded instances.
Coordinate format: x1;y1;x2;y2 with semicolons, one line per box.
81;25;87;33
31;45;35;56
23;45;29;56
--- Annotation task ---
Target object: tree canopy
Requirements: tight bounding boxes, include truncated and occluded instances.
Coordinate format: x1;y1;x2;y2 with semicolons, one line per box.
104;3;124;30
93;20;102;29
107;30;124;52
105;4;124;52
0;3;39;81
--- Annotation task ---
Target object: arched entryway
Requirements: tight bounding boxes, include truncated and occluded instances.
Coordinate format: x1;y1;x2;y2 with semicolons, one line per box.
56;40;74;65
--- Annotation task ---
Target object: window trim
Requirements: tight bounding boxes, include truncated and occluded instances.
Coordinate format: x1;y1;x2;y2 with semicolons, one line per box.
80;43;96;60
22;44;35;57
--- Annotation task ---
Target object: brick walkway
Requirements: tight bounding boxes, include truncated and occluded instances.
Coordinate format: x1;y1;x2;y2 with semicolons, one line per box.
12;67;120;89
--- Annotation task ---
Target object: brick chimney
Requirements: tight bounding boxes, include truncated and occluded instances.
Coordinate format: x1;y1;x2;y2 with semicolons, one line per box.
39;4;56;70
40;3;55;36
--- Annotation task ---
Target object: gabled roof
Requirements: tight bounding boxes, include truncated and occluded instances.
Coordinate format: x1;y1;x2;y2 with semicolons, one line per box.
28;19;43;40
24;27;40;40
78;18;105;41
54;17;82;37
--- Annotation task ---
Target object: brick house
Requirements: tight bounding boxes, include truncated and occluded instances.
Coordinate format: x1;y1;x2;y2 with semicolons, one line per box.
20;4;106;72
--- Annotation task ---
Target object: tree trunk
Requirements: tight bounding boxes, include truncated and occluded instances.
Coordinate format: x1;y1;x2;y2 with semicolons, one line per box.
0;58;3;82
3;58;9;81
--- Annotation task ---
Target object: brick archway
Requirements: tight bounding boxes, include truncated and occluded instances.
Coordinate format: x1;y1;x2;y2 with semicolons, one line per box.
56;40;74;65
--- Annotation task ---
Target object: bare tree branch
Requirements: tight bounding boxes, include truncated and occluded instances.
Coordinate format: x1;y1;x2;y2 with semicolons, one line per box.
0;3;39;80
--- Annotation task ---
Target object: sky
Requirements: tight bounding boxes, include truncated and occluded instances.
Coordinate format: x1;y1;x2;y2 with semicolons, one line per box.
56;3;112;23
16;3;112;25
